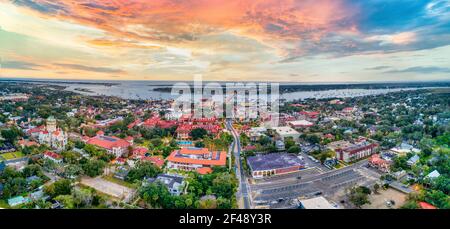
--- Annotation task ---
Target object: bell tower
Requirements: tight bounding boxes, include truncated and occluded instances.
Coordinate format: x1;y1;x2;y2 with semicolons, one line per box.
46;116;57;132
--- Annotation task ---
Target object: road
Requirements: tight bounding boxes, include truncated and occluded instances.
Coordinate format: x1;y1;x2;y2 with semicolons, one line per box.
226;119;251;209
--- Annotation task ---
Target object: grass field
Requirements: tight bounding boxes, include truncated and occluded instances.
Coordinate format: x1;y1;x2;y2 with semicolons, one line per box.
102;175;136;189
0;151;25;160
0;199;10;209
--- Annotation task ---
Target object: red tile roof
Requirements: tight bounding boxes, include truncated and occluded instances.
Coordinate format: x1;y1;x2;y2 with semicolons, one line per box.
167;148;226;166
44;151;62;159
197;167;213;175
87;135;131;150
18;139;39;147
419;202;437;209
142;156;165;167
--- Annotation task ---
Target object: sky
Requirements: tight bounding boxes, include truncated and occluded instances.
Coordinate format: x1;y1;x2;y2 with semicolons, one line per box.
0;0;449;82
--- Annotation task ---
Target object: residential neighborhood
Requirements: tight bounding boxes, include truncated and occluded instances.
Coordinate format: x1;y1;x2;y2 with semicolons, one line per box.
0;82;449;210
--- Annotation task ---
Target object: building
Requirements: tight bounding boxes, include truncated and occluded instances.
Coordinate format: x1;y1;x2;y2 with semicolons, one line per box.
299;196;336;209
43;151;63;163
288;120;314;129
328;139;379;162
145;174;186;196
368;154;390;172
389;143;420;156
0;93;30;102
247;153;305;179
176;124;220;140
407;155;420;166
86;135;131;158
38;116;67;151
247;127;267;142
167;147;226;173
425;170;440;180
272;126;300;142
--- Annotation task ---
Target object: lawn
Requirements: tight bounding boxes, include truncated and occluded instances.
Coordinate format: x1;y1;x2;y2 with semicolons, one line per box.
0;199;10;209
0;151;24;160
102;175;136;189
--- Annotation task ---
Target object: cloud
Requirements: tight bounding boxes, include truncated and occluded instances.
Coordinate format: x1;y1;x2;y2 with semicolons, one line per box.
365;66;391;71
366;32;417;45
385;66;450;74
54;63;125;73
0;60;42;70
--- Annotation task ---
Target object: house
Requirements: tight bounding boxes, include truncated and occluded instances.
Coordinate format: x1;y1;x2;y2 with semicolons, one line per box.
145;174;186;196
390;143;420;156
43;151;63;163
272;126;300;143
142;156;165;168
114;166;130;180
86;135;131;158
425;170;440;180
407;155;420;166
368;154;390;172
299;196;336;209
248;127;267;142
18;139;39;148
38;116;68;151
166;147;226;173
247;153;305;179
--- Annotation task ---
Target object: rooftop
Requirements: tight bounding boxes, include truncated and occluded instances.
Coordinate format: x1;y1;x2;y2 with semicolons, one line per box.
247;153;304;171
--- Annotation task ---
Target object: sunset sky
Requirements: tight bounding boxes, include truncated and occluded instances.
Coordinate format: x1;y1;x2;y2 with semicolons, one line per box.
0;0;449;82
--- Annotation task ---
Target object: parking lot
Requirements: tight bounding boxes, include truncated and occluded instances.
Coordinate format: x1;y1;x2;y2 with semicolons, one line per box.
251;160;380;208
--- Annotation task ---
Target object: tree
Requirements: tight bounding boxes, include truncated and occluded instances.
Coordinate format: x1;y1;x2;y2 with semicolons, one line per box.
212;173;237;199
72;188;94;208
82;160;106;177
22;164;42;178
198;197;217;209
284;137;296;149
44;179;72;198
55;195;75;209
2;177;27;198
61;151;81;164
287;145;300;154
64;164;83;178
190;128;208;140
348;186;371;208
401;200;419;209
126;161;161;182
1;127;21;143
140;182;172;208
373;183;380;194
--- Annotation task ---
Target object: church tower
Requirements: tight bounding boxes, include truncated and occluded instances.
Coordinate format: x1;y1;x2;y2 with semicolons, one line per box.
46;116;57;132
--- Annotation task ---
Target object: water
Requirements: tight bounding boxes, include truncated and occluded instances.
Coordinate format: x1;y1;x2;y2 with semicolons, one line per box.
2;79;448;101
61;82;446;101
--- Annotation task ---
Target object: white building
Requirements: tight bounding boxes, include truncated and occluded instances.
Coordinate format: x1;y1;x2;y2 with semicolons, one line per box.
272;126;300;142
38;116;67;151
